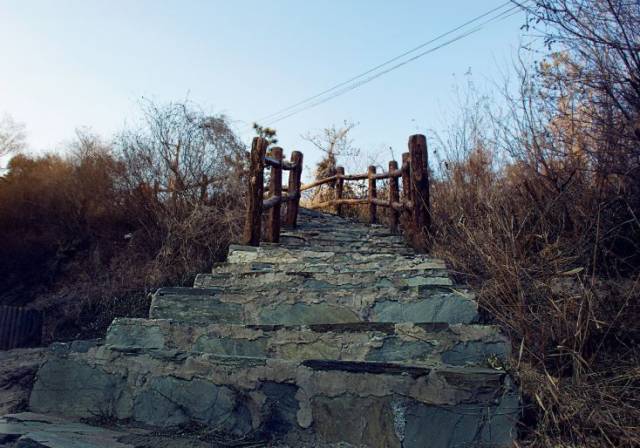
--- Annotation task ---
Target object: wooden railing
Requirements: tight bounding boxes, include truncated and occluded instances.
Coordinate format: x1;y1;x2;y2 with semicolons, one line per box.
242;137;303;246
242;133;430;247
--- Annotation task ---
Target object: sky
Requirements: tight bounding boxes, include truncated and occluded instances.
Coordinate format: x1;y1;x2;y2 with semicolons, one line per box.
0;0;529;177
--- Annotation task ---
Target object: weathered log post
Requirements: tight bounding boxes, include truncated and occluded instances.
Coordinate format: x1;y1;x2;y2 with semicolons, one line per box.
335;166;345;216
242;137;268;246
400;152;412;227
368;165;377;224
285;151;303;227
401;152;412;204
408;134;431;245
388;160;400;233
266;147;283;243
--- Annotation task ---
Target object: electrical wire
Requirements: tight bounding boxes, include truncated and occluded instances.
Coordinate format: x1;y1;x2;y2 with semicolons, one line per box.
261;2;527;126
255;1;515;125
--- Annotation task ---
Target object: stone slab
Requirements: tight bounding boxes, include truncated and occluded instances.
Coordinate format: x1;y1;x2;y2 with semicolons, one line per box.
28;347;519;448
226;244;441;269
149;286;478;325
0;413;132;448
0;348;46;415
194;269;452;290
105;319;509;367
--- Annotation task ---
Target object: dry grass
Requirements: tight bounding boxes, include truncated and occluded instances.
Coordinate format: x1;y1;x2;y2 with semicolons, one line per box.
304;144;640;446
427;146;640;446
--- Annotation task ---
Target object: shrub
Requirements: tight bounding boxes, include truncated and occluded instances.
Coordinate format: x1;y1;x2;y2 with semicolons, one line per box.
0;103;246;342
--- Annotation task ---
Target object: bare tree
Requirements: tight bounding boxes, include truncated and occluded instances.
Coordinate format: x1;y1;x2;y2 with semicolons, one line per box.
521;0;640;173
0;114;26;158
303;120;360;179
301;121;362;203
115;100;247;283
117;100;245;204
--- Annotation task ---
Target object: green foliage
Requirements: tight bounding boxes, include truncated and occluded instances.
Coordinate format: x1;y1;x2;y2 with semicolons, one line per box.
252;122;278;145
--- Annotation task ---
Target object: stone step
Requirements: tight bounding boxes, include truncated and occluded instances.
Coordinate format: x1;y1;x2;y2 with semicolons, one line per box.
194;268;452;291
277;234;409;250
277;241;411;254
227;244;419;265
105;318;509;367
213;257;447;276
280;228;404;240
293;209;407;232
149;286;479;325
29;341;518;448
225;244;446;270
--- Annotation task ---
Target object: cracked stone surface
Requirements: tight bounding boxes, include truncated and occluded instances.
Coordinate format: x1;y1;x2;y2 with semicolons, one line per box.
106;318;509;367
18;208;520;447
0;349;47;415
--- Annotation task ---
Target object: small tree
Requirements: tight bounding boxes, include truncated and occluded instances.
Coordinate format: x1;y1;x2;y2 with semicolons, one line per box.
302;121;360;202
252;123;278;146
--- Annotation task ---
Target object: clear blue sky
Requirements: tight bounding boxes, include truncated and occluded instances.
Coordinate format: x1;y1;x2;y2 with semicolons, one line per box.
0;0;527;175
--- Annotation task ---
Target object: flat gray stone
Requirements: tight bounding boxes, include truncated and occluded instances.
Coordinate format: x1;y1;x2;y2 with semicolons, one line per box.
106;324;164;350
132;376;250;434
403;392;520;448
193;335;268;357
149;288;245;323
258;302;360;325
372;294;478;324
365;338;437;363
29;358;128;419
442;341;509;366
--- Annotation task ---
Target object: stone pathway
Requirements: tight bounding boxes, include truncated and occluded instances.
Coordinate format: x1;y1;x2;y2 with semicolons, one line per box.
2;209;519;447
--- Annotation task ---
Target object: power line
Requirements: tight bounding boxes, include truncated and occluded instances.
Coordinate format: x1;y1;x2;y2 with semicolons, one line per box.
261;2;527;126
255;1;514;125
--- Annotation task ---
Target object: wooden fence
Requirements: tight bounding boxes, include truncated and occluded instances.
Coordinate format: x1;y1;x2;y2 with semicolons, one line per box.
242;133;430;247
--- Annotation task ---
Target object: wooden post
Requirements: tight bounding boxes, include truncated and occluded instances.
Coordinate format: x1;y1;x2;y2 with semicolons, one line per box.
388;160;399;233
408;134;430;244
285;150;303;227
401;152;412;203
242;137;268;246
266;147;283;242
335;166;345;216
368;165;377;224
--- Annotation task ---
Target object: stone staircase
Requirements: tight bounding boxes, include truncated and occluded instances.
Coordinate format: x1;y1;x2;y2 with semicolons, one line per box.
18;209;519;447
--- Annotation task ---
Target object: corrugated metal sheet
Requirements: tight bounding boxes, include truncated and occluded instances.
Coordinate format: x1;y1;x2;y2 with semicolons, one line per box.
0;306;42;350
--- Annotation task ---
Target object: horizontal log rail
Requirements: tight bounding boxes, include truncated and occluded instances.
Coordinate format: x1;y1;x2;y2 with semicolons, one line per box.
300;161;409;192
263;192;300;210
300;134;430;245
264;156;299;171
300;175;338;192
243;133;431;248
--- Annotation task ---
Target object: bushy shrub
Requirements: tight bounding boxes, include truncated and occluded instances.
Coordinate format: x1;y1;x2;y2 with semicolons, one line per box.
0;103;246;342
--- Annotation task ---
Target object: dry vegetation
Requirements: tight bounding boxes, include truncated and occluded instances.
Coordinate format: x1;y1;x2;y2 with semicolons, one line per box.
0;101;246;342
307;1;640;445
1;0;638;444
